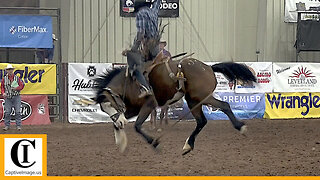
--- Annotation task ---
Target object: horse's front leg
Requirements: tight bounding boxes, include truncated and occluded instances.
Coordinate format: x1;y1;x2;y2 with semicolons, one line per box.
134;96;159;148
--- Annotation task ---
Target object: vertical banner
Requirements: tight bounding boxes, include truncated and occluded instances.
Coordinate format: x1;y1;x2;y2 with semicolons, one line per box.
0;15;53;48
68;63;112;95
264;92;320;119
273;63;320;92
235;62;273;93
68;63;112;123
0;95;51;125
202;92;265;120
214;72;235;92
205;62;235;92
0;63;56;94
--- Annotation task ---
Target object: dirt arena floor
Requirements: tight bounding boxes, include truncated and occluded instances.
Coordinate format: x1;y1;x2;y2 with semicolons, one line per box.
2;119;320;176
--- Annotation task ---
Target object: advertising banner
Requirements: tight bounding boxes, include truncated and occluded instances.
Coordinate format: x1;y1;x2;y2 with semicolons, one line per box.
0;15;53;48
205;62;235;92
68;94;112;123
120;0;179;18
235;62;273;93
0;63;56;94
0;95;51;125
285;0;320;22
273;63;320;92
68;63;112;95
214;72;235;92
202;92;265;120
264;92;320;119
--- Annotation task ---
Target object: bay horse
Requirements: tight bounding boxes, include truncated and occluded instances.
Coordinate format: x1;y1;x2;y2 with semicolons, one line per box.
94;51;256;155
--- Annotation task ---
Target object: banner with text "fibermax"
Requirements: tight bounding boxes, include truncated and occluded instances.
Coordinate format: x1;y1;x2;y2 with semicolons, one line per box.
264;92;320;119
0;64;56;94
273;63;320;92
0;15;53;48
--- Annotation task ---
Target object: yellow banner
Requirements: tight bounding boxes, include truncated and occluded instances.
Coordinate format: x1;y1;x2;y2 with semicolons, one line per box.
264;92;320;119
0;63;56;94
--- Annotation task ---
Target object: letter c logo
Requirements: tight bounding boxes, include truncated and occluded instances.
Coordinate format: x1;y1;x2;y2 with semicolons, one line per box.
10;139;36;168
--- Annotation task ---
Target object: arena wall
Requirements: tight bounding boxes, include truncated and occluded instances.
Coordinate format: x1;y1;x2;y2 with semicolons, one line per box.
39;0;320;63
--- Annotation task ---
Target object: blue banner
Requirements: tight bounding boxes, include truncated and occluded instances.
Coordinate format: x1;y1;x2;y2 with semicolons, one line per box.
202;93;265;120
0;15;52;48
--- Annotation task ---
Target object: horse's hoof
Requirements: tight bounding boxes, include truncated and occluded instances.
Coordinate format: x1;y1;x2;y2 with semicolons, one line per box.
182;138;192;155
151;139;161;153
240;125;247;136
152;138;160;149
182;149;192;155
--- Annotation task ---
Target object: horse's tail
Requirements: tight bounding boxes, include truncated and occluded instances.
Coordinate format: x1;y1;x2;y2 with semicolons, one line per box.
211;62;257;83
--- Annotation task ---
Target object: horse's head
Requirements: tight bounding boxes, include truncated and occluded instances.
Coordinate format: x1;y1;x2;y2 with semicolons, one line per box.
93;68;129;153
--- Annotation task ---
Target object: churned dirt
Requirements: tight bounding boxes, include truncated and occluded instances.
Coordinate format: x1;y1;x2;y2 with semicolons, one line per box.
2;119;320;176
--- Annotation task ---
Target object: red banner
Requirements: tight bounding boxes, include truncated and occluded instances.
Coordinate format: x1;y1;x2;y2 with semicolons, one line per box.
0;95;51;125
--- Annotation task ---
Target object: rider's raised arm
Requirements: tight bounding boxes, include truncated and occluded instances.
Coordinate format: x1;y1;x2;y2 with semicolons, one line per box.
151;0;161;11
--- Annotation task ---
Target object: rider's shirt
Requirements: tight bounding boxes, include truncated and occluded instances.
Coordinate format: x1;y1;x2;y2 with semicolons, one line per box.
135;0;161;39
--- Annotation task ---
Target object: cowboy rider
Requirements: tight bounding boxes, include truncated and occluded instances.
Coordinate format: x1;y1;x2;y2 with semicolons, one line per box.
125;0;161;98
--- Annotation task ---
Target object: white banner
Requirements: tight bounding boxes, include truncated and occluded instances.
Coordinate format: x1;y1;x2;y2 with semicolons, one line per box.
285;0;320;22
215;72;235;92
273;63;320;92
235;62;273;93
68;63;112;95
205;62;234;92
68;94;112;123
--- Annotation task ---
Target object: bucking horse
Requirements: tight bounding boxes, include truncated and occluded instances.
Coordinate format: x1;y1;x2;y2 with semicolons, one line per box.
93;51;256;155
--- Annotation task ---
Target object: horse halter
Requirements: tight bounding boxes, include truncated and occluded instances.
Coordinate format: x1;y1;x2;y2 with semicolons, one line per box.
103;87;126;114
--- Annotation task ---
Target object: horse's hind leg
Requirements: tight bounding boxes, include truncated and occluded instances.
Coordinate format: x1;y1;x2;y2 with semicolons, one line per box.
150;109;156;130
134;97;159;148
204;96;246;133
183;96;207;155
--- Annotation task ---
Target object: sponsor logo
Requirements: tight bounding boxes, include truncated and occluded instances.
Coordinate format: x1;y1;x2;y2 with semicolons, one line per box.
159;0;178;10
287;66;317;86
4;136;46;176
276;66;290;74
10;26;47;34
72;98;98;113
37;104;45;115
9;26;17;34
221;94;261;103
9;25;47;39
126;0;133;6
257;71;271;83
71;79;97;91
87;66;96;77
0;100;32;122
123;0;135;13
0;67;45;84
267;93;320;116
71;108;98;113
72;98;95;107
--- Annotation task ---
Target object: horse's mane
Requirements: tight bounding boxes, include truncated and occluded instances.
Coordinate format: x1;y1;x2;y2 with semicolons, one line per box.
94;67;126;93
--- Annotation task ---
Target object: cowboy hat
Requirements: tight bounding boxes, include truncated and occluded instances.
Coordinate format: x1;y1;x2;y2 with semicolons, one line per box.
160;39;167;46
5;64;15;70
52;34;58;41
